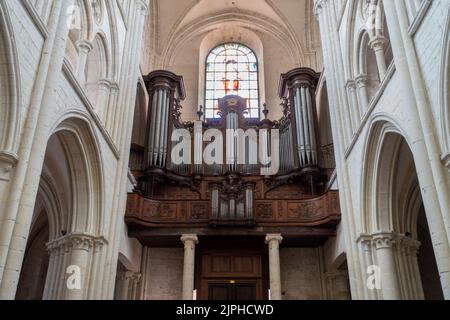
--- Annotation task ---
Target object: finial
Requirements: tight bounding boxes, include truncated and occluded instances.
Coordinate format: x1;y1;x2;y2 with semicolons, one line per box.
197;105;204;121
262;103;269;119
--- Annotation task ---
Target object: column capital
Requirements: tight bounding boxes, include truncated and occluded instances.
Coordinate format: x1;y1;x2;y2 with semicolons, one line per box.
76;40;93;53
372;232;396;250
357;233;373;250
119;271;142;282
265;234;283;245
355;74;368;86
345;79;357;90
97;78;115;91
397;236;421;255
46;233;108;253
181;234;199;245
369;36;387;51
0;151;18;182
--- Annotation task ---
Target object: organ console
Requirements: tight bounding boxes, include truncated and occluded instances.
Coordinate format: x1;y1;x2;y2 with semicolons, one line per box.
126;68;340;241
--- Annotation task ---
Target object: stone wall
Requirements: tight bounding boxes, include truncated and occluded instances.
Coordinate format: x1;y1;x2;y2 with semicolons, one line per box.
280;248;324;300
142;248;184;300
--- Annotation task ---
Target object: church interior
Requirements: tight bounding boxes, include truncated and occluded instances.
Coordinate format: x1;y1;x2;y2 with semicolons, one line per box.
0;0;449;300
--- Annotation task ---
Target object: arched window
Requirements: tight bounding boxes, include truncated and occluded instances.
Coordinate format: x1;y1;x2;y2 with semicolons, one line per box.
205;43;259;119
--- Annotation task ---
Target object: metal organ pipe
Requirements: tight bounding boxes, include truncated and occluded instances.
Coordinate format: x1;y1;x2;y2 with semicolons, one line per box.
306;87;317;165
153;89;163;166
301;87;311;164
160;90;169;167
294;87;306;165
279;68;320;169
144;70;186;170
148;91;158;166
293;85;318;167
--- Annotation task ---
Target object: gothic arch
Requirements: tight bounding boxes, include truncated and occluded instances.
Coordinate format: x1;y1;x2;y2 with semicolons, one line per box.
361;118;406;233
48;114;105;235
0;1;21;156
361;117;430;236
66;0;90;71
354;30;380;104
85;32;111;111
344;0;360;78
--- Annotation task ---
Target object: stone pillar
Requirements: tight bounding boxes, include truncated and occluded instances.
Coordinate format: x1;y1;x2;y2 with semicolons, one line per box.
44;234;106;300
373;232;401;300
106;82;119;134
383;0;450;298
369;36;388;79
95;78;112;121
345;80;360;133
358;234;378;300
75;40;93;84
265;234;283;300
181;234;198;300
0;0;76;299
115;271;142;300
355;74;369;110
396;236;424;300
325;271;351;300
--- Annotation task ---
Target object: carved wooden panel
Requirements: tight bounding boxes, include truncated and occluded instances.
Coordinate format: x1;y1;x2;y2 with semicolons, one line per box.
287;202;324;221
190;202;209;220
126;191;340;227
203;254;262;278
255;202;274;220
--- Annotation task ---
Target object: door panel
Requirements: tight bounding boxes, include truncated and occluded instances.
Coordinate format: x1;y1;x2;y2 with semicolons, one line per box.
208;282;257;300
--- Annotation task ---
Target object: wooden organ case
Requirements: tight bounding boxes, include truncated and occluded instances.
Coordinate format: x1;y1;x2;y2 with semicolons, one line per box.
126;68;341;299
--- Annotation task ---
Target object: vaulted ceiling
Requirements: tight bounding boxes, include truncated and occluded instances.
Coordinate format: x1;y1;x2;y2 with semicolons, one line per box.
142;0;323;72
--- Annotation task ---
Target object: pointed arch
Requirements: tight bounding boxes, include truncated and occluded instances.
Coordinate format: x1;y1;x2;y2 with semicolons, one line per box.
48;114;105;236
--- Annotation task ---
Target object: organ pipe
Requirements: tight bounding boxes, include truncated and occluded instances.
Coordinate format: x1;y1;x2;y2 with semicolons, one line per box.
278;68;320;169
144;70;186;169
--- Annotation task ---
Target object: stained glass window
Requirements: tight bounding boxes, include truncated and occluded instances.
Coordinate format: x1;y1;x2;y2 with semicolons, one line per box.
205;43;260;119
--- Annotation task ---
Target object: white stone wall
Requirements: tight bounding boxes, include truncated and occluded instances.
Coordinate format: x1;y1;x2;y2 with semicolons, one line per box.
315;0;450;299
0;0;149;299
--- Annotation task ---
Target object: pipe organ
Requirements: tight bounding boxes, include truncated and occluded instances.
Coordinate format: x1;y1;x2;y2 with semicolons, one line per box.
127;68;339;242
144;70;186;169
278;68;320;170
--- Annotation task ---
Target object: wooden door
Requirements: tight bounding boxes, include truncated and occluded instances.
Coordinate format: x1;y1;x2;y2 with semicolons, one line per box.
196;240;268;300
209;281;257;300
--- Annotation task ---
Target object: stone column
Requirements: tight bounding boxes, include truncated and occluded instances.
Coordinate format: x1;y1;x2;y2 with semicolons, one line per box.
44;234;106;300
355;74;369;111
181;234;198;300
358;234;378;300
346;80;361;128
106;82;119;134
115;271;142;300
397;236;423;300
373;232;401;300
265;234;283;300
95;78;112;122
369;36;388;79
383;0;450;298
0;0;75;299
75;40;93;83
